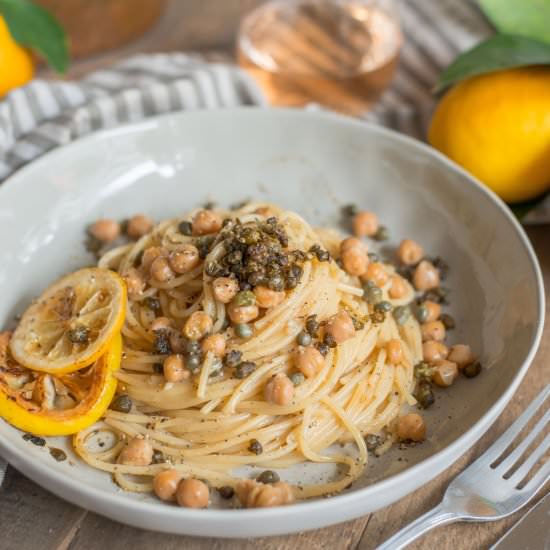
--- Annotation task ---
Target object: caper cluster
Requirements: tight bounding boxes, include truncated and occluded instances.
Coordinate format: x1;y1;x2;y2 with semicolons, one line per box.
205;218;306;292
222;349;258;379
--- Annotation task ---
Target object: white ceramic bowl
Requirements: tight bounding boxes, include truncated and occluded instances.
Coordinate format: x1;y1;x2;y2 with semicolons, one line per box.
0;109;544;537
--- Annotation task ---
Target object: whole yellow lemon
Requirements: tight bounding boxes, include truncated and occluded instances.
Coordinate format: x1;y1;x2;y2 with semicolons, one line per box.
429;67;550;203
0;16;34;97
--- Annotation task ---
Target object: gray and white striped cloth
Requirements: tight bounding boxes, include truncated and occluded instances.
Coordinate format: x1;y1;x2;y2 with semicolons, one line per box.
0;0;545;484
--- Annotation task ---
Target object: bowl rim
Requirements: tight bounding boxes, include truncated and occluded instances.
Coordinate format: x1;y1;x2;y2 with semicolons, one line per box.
0;107;545;534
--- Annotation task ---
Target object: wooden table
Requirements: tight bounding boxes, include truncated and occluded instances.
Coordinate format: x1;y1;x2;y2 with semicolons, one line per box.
4;2;549;548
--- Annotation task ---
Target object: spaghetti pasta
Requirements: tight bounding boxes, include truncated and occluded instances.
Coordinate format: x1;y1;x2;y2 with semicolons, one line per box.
70;202;438;507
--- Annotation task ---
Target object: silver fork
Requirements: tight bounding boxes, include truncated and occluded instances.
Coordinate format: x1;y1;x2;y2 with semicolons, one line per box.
378;384;550;550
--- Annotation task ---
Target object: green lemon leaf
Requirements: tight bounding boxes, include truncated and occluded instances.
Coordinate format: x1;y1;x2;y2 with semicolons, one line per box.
0;0;69;73
479;0;550;45
435;34;550;92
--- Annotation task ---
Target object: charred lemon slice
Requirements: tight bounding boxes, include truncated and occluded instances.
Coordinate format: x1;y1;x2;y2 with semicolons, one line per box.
10;268;126;374
0;333;122;436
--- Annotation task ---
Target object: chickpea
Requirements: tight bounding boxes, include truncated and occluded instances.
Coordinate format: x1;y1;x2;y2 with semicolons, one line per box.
421;320;446;342
176;478;210;509
150;256;175;283
340;237;365;253
192;210;223;236
141;246;165;272
423;301;441;322
361;262;389;288
153;469;183;502
325;311;356;344
168;244;200;274
227;303;259;324
201;334;226;357
118;437;153;466
448;344;476;369
254;286;286;309
341;246;368;276
89;219;120;243
389;275;408;299
151;317;172;332
212;277;239;304
124;268;145;298
386;339;403;364
163;354;188;382
397;239;424;265
183;311;213;340
352;210;379;238
293;346;324;378
397;413;426;442
432;359;459;387
413;260;440;291
127;214;153;240
423;340;449;363
264;373;294;406
236;479;295;508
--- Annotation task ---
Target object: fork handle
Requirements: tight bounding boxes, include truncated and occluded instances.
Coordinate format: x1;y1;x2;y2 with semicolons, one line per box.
376;503;458;550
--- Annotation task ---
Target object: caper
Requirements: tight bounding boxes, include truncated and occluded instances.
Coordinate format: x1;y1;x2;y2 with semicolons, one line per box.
218;486;234;499
305;315;319;337
143;297;161;312
23;433;46;446
224;349;242;368
185;353;202;372
235;323;254;339
341;204;358;219
415;305;429;323
463;362;482;378
153;332;172;354
324;333;337;348
49;448;67;462
185;340;201;355
415;382;435;409
226;250;242;264
414;361;433;382
248;271;265;286
234;361;257;379
440;313;455;330
316;342;330;356
111;394;133;413
372;225;389;241
289;372;305;386
364;286;383;305
370;310;385;324
296;331;312;346
152;450;164;464
248;439;263;455
374;301;392;313
393;305;411;325
67;325;90;344
267;274;285;292
309;244;330;262
178;220;193;236
257;470;280;484
233;290;256;307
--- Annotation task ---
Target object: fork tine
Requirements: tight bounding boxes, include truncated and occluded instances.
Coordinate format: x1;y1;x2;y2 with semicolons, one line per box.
520;454;550;491
475;385;550;466
508;433;550;484
498;407;550;473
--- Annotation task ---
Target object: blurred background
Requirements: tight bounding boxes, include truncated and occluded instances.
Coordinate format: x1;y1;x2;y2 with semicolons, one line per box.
1;0;549;213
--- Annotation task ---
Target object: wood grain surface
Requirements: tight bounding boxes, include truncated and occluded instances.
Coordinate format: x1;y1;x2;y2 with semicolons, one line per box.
3;1;549;548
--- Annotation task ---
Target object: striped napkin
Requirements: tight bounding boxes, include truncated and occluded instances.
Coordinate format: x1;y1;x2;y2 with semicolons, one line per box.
0;0;545;484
